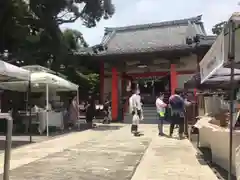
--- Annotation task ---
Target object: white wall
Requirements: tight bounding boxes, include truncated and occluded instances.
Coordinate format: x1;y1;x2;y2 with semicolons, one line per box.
177;74;194;89
176;54;197;71
103;77;112;100
103;76;122;101
124;54;197;74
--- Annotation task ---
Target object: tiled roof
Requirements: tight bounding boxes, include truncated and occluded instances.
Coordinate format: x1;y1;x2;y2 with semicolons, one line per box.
73;35;216;56
98;15;211;55
198;35;216;46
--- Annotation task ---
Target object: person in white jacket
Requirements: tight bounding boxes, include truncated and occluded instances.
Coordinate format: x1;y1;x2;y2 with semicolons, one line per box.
129;89;142;136
156;92;167;136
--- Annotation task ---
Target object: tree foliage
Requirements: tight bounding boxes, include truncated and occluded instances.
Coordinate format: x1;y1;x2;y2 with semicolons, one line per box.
0;0;114;67
62;29;88;50
0;0;114;94
212;21;227;35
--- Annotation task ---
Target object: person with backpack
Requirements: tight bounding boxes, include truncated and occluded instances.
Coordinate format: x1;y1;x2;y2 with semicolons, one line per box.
169;89;190;139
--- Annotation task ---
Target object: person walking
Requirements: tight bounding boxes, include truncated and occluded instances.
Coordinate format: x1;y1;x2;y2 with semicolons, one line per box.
103;98;111;124
129;88;142;136
85;95;96;128
68;96;79;130
168;89;186;139
155;92;167;136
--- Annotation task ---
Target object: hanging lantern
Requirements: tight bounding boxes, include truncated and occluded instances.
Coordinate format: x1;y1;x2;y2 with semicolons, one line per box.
151;80;154;86
144;81;147;88
136;83;140;94
126;80;131;92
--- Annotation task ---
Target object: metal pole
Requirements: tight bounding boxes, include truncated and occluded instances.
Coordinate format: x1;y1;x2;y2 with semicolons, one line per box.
77;88;79;118
228;20;235;180
3;115;13;180
28;80;32;143
46;84;49;137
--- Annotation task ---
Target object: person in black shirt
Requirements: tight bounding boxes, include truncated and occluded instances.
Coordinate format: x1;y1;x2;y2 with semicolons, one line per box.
85;95;96;128
103;98;111;124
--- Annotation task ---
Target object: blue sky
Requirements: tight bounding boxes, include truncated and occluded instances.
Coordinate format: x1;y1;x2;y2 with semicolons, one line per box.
61;0;240;46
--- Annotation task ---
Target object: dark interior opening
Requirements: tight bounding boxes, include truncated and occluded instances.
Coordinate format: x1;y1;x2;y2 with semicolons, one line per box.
136;75;170;104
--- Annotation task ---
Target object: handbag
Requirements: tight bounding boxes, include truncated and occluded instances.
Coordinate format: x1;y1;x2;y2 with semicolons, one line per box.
132;114;140;125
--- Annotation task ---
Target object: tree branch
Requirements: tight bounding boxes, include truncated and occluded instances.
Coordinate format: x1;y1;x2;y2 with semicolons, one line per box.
57;11;70;19
57;15;80;25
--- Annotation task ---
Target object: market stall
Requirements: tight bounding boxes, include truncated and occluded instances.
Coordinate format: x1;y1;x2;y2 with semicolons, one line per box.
0;58;30;180
0;65;79;136
187;13;240;178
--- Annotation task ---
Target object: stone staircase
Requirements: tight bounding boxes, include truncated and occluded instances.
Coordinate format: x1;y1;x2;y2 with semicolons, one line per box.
124;104;159;124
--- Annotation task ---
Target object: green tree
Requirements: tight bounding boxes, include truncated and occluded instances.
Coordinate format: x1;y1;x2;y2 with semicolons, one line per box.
0;0;115;69
0;0;114;95
29;0;114;71
63;29;88;50
212;21;227;35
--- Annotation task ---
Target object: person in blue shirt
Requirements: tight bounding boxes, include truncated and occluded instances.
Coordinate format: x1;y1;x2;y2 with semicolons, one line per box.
169;89;190;139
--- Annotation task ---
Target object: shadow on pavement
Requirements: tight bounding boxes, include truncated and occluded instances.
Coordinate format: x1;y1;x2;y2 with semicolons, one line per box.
91;125;122;131
0;128;88;153
0;140;34;152
124;120;170;125
191;140;237;180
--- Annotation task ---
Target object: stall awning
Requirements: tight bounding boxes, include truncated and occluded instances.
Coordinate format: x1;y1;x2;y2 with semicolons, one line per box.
184;72;240;89
0;60;30;81
0;71;78;92
199;30;240;84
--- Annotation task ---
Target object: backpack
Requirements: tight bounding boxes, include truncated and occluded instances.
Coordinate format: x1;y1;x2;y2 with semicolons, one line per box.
169;95;184;110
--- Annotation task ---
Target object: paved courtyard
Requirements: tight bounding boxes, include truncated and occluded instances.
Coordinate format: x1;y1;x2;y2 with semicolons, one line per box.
0;124;218;180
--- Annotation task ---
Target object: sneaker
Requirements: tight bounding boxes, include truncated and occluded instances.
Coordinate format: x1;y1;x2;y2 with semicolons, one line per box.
134;132;141;136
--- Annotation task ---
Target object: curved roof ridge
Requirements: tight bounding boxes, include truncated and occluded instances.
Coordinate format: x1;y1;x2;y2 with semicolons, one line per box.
104;15;203;32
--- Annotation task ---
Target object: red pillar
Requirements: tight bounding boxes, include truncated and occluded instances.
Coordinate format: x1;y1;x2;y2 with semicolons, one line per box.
111;67;118;121
170;64;177;95
100;62;104;103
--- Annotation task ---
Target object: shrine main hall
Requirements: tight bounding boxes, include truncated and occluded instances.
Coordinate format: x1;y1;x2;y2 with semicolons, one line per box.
83;15;215;121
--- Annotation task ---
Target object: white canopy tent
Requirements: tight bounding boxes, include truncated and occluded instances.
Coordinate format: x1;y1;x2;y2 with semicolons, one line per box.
0;60;30;81
0;71;78;92
0;59;30;180
0;67;79;136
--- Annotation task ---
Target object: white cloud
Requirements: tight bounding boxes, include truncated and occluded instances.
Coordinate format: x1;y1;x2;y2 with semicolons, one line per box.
61;0;240;46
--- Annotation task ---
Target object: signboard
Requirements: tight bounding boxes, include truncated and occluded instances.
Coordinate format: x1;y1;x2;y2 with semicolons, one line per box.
200;31;225;84
224;13;240;65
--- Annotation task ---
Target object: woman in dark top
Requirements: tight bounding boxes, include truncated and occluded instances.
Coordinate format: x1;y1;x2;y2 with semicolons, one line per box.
103;99;111;124
85;95;96;128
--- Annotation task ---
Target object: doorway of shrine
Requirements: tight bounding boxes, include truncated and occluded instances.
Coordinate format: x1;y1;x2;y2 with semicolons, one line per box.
133;75;170;105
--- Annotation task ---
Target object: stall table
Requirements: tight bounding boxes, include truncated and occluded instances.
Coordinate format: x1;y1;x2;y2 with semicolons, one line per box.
194;117;240;176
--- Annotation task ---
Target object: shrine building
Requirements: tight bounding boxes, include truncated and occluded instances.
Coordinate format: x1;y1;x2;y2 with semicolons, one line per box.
90;15;216;121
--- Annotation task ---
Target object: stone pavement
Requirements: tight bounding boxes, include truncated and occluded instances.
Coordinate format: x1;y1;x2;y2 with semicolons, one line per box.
0;124;219;180
0;124;125;174
131;125;219;180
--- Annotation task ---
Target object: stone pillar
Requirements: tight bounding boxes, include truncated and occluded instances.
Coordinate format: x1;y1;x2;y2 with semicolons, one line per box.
170;64;177;95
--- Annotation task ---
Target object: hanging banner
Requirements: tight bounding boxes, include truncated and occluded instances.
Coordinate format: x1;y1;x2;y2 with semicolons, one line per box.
200;31;225;84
